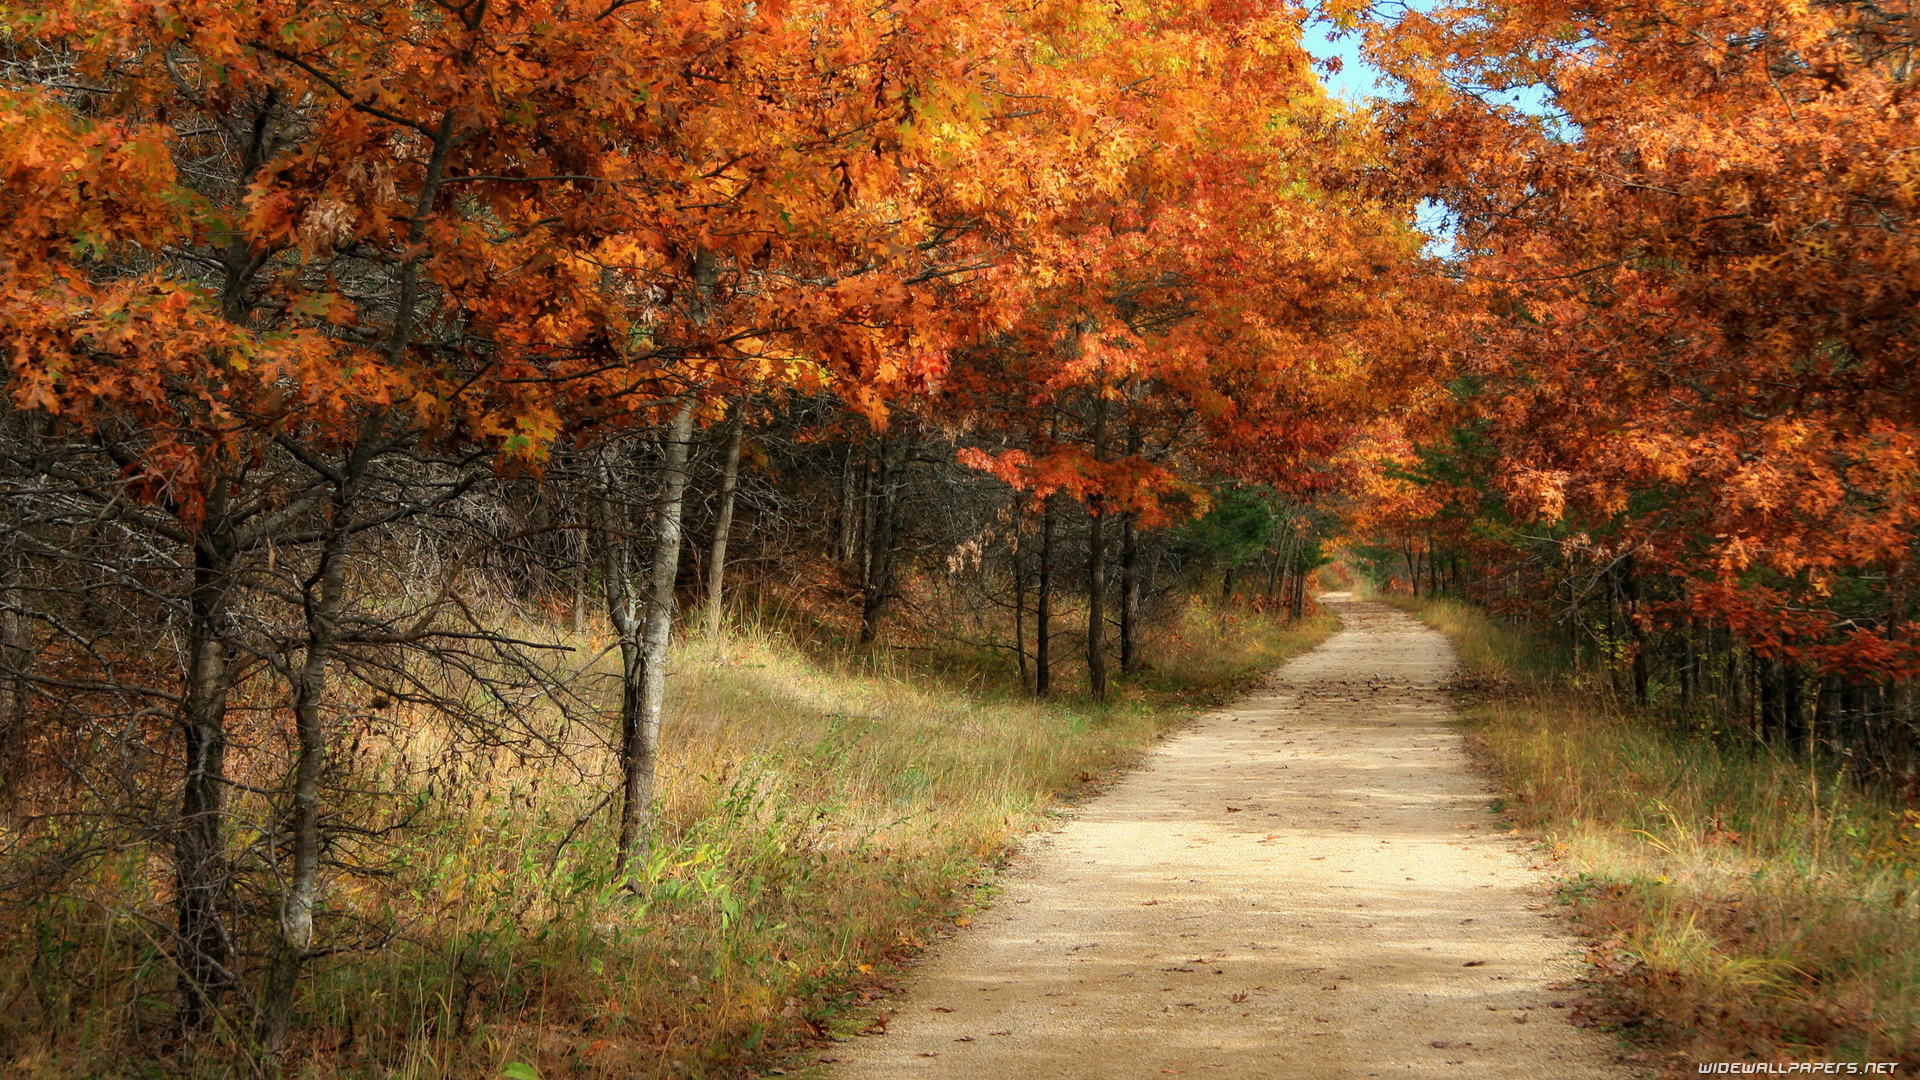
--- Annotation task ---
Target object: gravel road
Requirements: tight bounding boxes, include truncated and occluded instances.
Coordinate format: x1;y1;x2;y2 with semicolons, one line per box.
827;597;1633;1080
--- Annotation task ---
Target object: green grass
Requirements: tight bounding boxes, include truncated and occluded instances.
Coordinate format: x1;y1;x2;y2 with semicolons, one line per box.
1400;595;1920;1066
0;597;1334;1079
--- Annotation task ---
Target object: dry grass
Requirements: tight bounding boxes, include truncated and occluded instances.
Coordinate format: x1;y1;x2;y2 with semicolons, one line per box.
1404;596;1920;1067
0;596;1332;1079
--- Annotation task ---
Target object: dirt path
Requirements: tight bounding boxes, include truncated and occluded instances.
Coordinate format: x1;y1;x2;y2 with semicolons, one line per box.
827;598;1634;1080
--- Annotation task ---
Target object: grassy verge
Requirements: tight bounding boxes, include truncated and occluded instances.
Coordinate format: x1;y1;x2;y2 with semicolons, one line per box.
1400;595;1920;1069
1;600;1333;1079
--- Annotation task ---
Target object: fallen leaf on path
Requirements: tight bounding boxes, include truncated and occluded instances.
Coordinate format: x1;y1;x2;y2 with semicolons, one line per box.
917;1052;938;1058
932;1006;953;1012
857;1012;893;1036
955;1036;974;1042
1463;960;1487;967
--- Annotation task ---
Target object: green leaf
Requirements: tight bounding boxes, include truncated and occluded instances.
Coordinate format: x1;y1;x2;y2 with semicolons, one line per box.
501;1063;540;1080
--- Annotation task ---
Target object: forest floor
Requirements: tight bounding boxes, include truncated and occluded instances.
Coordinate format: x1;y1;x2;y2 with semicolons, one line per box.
821;597;1642;1080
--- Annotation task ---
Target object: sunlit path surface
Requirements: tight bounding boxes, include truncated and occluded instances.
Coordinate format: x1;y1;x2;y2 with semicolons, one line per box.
829;598;1634;1080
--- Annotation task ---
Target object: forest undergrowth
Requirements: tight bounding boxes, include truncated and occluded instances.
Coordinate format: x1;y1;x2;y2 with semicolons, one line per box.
0;597;1332;1080
1397;595;1920;1068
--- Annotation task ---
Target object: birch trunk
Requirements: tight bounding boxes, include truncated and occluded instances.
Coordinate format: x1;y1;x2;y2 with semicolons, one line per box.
259;494;353;1049
617;400;696;875
702;402;746;639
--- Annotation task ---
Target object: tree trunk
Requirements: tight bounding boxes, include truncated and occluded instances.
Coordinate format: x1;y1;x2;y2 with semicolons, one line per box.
858;450;877;582
598;444;644;858
1289;545;1307;621
1086;399;1109;700
175;502;239;1033
1680;624;1695;711
1567;603;1579;676
616;400;696;876
1623;561;1649;708
1087;505;1108;701
260;485;355;1049
702;401;746;639
1120;514;1139;675
1012;538;1029;692
0;545;28;805
1036;495;1054;698
1265;534;1282;604
859;440;905;645
1784;661;1807;746
1730;641;1752;733
1759;654;1782;742
1888;562;1915;775
571;556;589;635
837;443;858;562
1119;417;1143;675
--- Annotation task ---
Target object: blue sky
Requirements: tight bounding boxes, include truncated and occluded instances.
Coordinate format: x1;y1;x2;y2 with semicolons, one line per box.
1299;18;1387;102
1295;14;1460;247
1298;9;1563;116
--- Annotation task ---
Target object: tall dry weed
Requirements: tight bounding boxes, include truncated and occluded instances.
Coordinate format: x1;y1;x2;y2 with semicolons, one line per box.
0;599;1332;1078
1407;596;1919;1065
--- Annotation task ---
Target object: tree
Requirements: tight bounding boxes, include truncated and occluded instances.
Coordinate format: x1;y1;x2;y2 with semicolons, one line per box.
1363;0;1920;763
